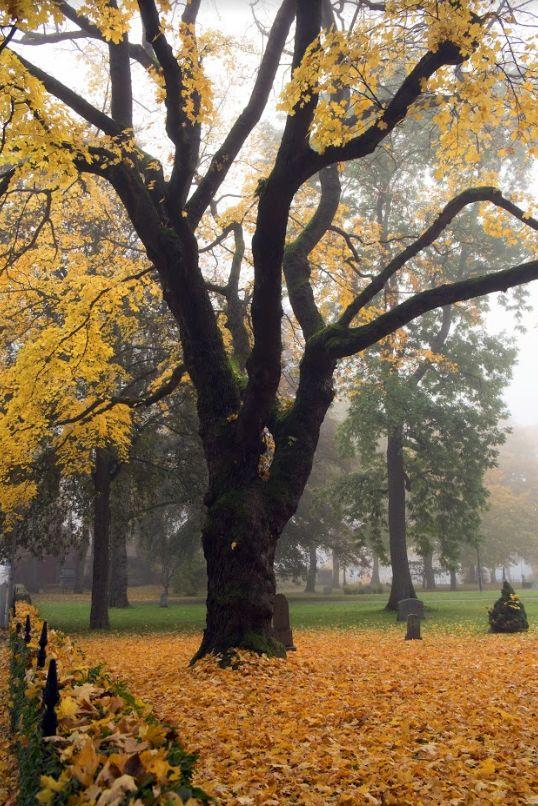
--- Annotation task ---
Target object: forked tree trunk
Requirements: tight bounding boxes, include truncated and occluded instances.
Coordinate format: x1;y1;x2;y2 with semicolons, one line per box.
305;544;317;593
332;550;340;588
386;429;416;609
450;568;457;591
422;549;436;590
193;489;284;661
90;448;114;630
109;523;130;608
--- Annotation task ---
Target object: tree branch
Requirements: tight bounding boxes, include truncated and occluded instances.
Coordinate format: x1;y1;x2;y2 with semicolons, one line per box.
411;305;452;385
240;0;323;442
284;165;341;338
108;0;133;130
0;25;17;52
325;260;538;359
13;52;121;136
137;0;200;210
57;363;187;426
299;38;473;182
186;0;296;226
56;1;157;71
0;167;15;196
339;186;538;326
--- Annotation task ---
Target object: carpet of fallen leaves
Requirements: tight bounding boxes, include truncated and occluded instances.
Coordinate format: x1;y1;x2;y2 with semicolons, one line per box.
0;639;18;805
79;629;537;805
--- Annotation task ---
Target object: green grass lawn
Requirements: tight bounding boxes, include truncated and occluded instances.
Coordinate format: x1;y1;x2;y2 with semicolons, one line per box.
36;588;538;636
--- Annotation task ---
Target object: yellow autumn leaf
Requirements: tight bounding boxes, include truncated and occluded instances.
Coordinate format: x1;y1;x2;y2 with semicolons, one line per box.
71;739;100;786
138;722;167;748
476;757;497;778
57;696;79;720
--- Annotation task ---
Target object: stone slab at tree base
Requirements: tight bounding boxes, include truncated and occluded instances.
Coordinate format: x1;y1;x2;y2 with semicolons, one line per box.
405;613;422;640
271;593;296;650
397;598;425;622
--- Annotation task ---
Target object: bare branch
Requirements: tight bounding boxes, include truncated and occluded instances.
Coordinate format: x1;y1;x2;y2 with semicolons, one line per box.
339;186;538;326
325;260;538;358
186;0;296;226
57;1;157;71
13;52;121;136
57;363;187;426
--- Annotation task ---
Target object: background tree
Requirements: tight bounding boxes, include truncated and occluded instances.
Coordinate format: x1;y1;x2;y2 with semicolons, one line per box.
478;425;538;576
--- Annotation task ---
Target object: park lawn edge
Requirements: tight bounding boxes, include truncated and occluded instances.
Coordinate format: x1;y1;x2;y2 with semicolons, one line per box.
9;603;211;805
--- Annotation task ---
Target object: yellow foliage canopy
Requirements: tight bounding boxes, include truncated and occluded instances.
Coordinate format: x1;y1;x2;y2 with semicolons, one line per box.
0;178;165;522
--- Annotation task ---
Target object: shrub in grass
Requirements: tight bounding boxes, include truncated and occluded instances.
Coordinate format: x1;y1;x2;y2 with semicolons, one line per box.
488;581;529;633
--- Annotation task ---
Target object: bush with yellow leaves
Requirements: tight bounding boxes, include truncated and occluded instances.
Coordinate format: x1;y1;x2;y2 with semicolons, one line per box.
9;604;210;805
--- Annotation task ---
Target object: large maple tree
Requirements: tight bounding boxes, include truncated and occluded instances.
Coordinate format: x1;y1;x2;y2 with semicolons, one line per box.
1;0;537;657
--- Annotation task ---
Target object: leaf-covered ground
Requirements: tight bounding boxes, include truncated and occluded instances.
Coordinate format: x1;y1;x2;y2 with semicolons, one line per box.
0;640;18;804
80;629;538;805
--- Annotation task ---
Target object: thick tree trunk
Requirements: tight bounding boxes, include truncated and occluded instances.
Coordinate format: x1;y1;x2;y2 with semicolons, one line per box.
109;523;130;608
332;550;340;588
422;549;436;590
72;530;89;594
193;489;285;661
386;429;416;610
450;568;457;591
371;553;381;586
305;544;317;592
90;448;114;630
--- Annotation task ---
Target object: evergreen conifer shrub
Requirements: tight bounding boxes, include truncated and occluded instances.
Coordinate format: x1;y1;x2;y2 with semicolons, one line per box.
488;581;529;633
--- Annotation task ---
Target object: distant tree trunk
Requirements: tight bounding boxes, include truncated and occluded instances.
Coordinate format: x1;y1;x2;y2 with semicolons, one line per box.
450;568;457;591
72;529;89;594
422;549;436;591
305;544;317;593
386;428;416;609
332;550;340;588
90;448;116;630
342;565;347;586
371;553;381;586
466;564;477;584
476;546;483;591
490;567;496;584
109;523;130;608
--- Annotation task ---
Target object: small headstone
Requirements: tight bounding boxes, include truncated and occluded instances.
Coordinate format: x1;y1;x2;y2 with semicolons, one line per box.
405;613;421;640
271;593;296;650
159;592;169;608
323;585;333;596
397;598;424;622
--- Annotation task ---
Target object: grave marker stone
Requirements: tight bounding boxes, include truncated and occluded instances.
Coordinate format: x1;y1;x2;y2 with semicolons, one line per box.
405;613;422;640
271;593;296;650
